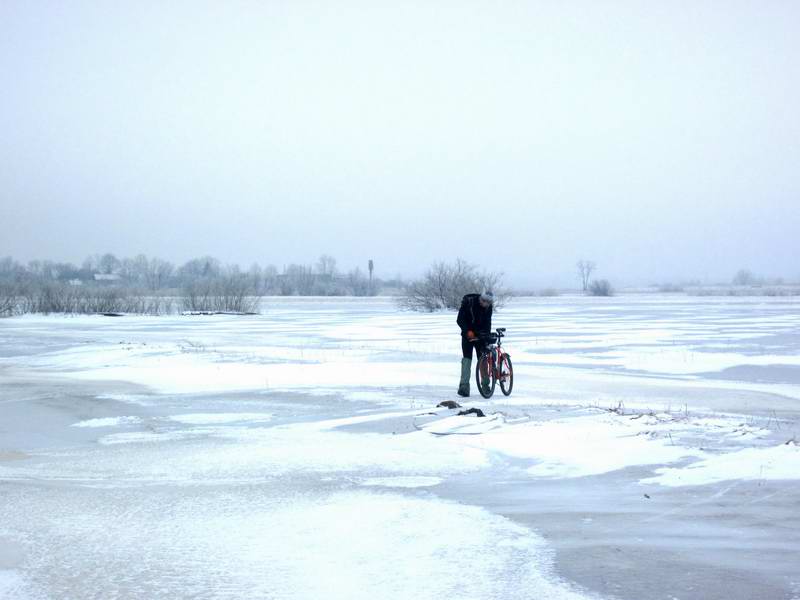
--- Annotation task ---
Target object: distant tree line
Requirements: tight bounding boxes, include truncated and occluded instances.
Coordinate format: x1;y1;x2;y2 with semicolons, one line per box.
654;269;798;296
0;253;399;316
5;254;795;317
729;268;790;288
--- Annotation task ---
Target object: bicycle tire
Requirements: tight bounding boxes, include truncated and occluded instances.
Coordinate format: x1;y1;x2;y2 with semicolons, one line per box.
499;354;513;396
475;352;496;399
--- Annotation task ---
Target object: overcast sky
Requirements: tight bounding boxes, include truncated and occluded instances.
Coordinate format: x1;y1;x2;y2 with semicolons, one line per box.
1;1;798;287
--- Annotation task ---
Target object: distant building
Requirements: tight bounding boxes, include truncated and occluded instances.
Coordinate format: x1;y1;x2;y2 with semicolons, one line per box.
94;273;121;282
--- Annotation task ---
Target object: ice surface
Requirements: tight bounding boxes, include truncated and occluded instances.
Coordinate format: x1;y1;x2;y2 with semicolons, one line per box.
166;412;273;425
3;296;800;599
0;570;32;600
360;476;443;488
0;411;489;485
0;487;597;600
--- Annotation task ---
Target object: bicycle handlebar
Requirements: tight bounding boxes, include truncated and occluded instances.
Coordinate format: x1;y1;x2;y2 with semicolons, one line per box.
468;328;506;343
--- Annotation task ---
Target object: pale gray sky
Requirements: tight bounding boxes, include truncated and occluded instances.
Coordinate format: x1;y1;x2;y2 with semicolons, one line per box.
1;1;798;287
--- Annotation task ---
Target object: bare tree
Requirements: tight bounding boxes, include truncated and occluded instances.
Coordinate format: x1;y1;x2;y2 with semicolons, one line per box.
82;254;102;274
577;260;597;292
98;253;121;275
144;258;174;291
119;255;147;285
28;260;62;281
732;269;758;286
178;256;221;282
26;260;43;278
50;262;82;282
400;258;507;312
261;264;279;294
249;263;264;294
0;257;25;283
282;264;316;295
345;267;371;296
316;254;337;279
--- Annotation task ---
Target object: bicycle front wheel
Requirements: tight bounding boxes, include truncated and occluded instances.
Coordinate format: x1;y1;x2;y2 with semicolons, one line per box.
476;352;496;399
499;354;513;396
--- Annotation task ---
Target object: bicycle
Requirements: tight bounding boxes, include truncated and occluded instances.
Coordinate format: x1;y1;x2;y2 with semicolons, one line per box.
472;328;513;399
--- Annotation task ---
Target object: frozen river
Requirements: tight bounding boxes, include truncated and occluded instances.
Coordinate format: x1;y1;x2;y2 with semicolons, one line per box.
1;295;800;599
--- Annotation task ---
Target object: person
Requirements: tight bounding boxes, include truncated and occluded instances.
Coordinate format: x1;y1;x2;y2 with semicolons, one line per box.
456;290;494;397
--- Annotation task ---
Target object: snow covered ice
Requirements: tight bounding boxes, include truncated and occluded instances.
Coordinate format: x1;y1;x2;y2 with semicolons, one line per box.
2;296;800;599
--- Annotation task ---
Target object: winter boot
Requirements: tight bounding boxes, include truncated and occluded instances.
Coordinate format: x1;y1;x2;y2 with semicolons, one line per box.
457;357;471;397
479;360;491;396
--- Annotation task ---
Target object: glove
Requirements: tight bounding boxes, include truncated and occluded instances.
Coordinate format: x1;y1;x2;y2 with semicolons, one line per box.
466;330;476;340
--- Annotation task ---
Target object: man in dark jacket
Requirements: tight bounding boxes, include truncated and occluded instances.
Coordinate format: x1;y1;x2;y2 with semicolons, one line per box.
456;291;494;396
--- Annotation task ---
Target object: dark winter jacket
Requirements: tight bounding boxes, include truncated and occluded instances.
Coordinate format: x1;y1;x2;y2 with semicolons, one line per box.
456;293;492;337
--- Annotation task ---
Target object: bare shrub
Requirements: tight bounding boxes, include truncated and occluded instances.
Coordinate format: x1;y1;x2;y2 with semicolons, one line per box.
182;273;260;313
588;279;614;297
141;295;176;314
28;283;82;314
0;282;20;316
80;287;128;314
14;282;181;316
400;259;507;312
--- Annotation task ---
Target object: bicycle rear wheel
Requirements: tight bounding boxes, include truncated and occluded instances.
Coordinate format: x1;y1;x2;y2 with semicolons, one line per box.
475;352;496;399
499;354;513;396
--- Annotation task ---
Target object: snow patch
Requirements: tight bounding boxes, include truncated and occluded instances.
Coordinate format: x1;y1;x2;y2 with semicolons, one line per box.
454;413;702;478
642;443;800;487
420;413;504;436
71;416;142;428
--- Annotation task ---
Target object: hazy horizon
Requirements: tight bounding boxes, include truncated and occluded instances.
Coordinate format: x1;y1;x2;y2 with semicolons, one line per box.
2;1;799;288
